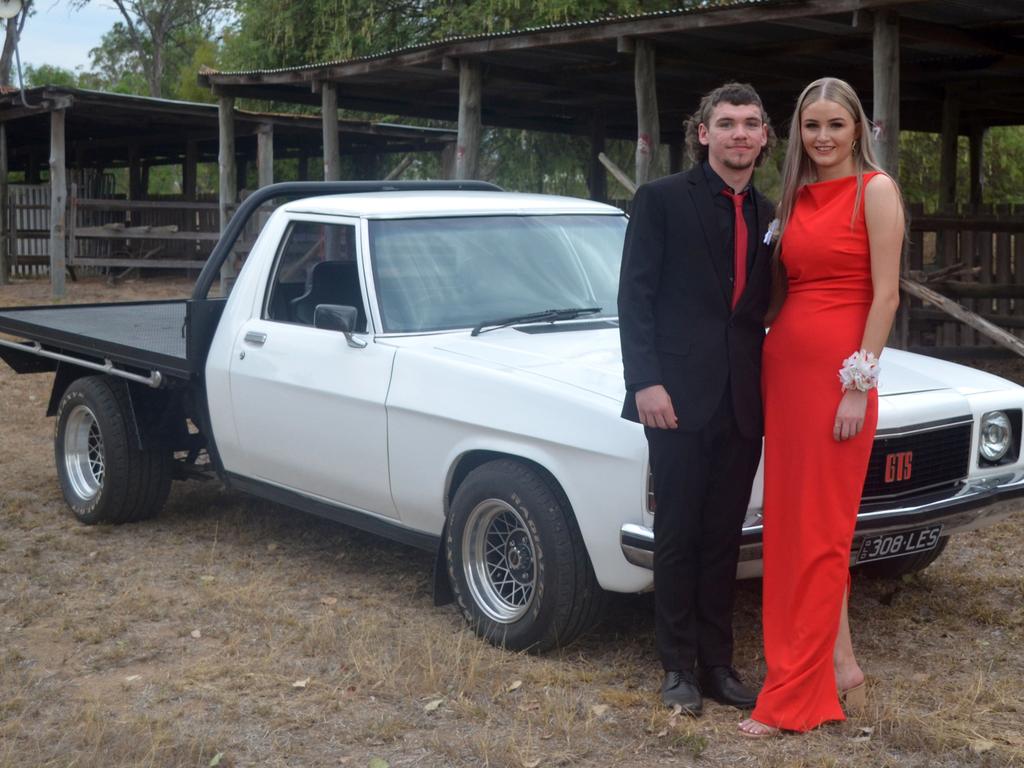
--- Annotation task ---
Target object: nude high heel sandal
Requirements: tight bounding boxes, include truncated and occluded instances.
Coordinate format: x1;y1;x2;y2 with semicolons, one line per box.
839;681;867;713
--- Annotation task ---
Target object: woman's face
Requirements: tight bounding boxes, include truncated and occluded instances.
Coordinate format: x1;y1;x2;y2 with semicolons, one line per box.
800;98;859;176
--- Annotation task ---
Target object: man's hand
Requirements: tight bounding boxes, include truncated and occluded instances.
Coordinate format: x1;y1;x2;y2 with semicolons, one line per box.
636;384;678;429
834;390;868;441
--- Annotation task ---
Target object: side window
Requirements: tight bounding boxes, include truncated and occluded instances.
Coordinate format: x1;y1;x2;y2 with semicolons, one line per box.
265;221;367;331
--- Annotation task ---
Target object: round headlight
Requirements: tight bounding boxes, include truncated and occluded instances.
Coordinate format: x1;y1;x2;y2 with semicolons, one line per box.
980;411;1012;463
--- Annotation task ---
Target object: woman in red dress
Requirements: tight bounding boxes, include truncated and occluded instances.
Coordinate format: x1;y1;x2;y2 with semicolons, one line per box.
739;78;906;736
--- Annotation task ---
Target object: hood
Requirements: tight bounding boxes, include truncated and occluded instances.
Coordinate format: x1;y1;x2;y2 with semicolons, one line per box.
391;327;1010;400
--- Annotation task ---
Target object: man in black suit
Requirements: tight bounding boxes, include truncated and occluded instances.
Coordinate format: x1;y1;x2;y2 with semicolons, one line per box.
618;82;776;715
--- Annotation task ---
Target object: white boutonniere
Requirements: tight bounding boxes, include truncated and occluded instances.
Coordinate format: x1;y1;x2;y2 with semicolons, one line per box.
763;218;780;245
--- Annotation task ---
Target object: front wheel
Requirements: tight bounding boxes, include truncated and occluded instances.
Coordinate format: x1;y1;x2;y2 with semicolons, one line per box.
446;459;604;652
54;376;171;525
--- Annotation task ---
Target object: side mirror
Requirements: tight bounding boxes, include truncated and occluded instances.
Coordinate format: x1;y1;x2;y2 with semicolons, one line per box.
313;304;367;348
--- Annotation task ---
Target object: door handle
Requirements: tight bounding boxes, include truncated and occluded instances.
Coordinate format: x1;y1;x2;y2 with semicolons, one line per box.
244;331;267;345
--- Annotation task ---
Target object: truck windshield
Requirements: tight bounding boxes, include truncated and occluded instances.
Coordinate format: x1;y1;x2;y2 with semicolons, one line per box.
368;214;626;333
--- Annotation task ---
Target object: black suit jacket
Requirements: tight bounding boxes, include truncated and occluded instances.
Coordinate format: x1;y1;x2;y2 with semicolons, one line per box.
618;166;776;439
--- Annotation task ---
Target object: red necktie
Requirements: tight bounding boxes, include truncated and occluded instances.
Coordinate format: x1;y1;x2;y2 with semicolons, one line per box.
721;188;748;309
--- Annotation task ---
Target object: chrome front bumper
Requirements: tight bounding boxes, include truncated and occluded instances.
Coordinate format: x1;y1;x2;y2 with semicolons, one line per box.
620;471;1024;577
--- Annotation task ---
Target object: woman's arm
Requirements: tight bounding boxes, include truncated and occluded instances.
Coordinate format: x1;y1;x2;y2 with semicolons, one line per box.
860;173;905;354
833;173;905;441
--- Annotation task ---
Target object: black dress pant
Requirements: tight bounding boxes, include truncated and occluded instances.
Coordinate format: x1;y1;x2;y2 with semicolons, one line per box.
645;386;762;672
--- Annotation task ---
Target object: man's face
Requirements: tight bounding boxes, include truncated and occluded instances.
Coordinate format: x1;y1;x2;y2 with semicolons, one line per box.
698;101;769;173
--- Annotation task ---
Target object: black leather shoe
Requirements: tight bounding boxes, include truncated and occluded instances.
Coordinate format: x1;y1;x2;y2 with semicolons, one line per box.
698;666;758;710
661;670;703;715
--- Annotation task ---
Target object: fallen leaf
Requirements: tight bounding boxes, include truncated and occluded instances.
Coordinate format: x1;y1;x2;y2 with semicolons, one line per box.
292;677;310;689
200;575;215;583
424;698;444;712
521;759;541;768
971;739;996;755
590;704;609;717
507;680;523;692
656;728;668;738
267;542;278;552
124;675;141;682
368;758;389;768
320;596;338;606
88;551;97;558
190;629;202;639
209;754;224;767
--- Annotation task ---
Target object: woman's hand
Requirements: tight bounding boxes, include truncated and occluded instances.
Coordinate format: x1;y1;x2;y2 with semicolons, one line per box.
834;390;868;441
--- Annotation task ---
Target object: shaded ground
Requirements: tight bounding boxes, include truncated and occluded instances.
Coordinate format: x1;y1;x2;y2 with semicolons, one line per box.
1;277;1022;768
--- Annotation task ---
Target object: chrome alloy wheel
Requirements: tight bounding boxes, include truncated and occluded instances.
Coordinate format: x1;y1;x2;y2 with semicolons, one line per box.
63;404;105;501
462;499;537;623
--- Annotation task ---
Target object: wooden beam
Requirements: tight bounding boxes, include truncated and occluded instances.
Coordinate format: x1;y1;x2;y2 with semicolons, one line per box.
322;83;341;181
588;115;607;203
49;109;68;299
598;151;637;196
218;94;237;295
900;277;1024;357
455;59;482;180
383;154;413;180
969;124;986;209
633;38;659;186
183;140;199;201
938;89;959;209
0;123;8;286
872;10;900;176
257;123;274;188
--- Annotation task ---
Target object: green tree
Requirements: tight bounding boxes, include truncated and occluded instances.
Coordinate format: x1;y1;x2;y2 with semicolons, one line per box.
73;0;230;97
0;0;33;87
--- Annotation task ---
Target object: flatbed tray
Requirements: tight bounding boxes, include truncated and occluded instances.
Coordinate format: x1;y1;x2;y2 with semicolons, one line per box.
0;300;193;379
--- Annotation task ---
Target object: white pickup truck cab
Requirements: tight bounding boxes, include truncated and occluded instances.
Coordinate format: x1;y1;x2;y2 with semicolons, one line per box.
2;182;1023;652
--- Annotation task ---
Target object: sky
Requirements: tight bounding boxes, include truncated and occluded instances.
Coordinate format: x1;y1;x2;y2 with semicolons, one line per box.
17;0;124;73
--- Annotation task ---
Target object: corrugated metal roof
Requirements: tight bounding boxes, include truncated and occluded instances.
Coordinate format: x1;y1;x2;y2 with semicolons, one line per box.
206;0;783;77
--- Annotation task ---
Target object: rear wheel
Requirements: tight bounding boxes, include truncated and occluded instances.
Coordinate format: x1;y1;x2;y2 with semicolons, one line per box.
54;376;172;524
855;536;950;578
446;459;604;651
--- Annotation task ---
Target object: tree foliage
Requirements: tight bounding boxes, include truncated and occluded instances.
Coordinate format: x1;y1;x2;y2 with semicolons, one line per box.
0;1;33;88
72;0;230;97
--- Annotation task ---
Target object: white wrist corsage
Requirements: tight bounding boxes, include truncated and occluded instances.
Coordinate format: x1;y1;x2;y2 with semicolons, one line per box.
838;349;880;392
763;218;781;245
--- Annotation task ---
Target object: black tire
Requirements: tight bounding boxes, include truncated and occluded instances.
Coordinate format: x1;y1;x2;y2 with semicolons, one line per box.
446;459;605;652
54;376;172;525
854;536;950;578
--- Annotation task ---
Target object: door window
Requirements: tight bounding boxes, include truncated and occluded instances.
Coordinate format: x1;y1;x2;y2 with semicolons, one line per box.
265;221;367;331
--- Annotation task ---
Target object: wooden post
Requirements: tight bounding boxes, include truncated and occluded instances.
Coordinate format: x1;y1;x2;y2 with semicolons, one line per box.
0;122;8;286
218;93;237;295
441;143;455;180
872;10;900;176
939;89;959;209
68;183;78;268
455;59;482;180
633;38;660;186
588;115;607;203
183;140;198;201
969;125;986;209
669;142;684;175
49;109;68;298
128;145;142;201
236;156;248;193
257;123;274;188
322;83;341;182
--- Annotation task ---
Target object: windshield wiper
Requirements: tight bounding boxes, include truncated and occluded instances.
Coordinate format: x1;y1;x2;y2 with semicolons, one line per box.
471;307;602;336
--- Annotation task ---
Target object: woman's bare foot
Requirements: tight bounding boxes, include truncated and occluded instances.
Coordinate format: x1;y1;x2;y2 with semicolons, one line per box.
834;662;864;695
738;718;779;738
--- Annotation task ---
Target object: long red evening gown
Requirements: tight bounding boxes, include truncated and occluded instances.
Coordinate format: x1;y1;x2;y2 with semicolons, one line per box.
752;172;881;731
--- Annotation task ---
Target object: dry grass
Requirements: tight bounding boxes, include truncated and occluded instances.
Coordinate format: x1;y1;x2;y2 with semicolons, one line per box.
1;276;1023;767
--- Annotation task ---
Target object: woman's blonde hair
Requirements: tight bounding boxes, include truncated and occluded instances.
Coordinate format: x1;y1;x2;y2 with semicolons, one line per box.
767;77;903;323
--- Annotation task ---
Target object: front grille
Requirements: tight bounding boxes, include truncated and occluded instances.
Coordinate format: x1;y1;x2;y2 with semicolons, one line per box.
862;419;972;502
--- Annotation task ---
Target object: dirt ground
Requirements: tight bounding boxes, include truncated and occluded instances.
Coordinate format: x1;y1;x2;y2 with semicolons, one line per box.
1;276;1023;768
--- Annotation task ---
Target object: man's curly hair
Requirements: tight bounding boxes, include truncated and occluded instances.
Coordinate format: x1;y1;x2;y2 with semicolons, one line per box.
684;82;776;168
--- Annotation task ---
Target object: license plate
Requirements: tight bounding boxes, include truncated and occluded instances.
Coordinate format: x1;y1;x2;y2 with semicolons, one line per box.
856;524;944;564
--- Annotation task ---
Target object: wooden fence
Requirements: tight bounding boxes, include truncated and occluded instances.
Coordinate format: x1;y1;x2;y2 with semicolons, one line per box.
904;205;1024;354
